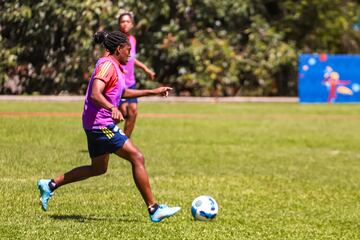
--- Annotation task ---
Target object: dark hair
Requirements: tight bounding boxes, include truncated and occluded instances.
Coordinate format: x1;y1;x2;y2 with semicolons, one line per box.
93;31;129;54
118;12;134;25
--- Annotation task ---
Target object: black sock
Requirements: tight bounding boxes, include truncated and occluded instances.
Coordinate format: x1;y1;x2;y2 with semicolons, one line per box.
148;203;159;215
48;179;57;191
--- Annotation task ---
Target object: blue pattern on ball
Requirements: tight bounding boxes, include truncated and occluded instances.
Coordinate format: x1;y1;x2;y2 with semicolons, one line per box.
208;197;216;211
191;206;197;218
199;211;216;219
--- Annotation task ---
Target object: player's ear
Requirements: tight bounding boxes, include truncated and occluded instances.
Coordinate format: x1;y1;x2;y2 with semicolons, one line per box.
116;44;127;51
115;45;122;55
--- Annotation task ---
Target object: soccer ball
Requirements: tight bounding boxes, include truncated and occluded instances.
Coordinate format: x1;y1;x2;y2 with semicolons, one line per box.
191;195;218;221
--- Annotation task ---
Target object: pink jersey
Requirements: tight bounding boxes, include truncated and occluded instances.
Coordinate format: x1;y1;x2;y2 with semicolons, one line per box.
82;56;125;129
122;35;136;88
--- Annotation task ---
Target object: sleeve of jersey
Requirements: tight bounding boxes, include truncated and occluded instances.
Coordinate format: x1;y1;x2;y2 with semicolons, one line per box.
93;61;115;84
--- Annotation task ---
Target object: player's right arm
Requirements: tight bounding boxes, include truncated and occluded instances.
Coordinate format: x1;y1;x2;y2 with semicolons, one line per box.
90;79;124;122
90;61;124;122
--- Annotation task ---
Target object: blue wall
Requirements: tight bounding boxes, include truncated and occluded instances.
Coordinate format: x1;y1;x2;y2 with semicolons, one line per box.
298;54;360;103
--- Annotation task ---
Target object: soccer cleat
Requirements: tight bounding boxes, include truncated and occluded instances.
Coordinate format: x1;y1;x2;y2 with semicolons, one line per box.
150;204;181;223
37;179;54;211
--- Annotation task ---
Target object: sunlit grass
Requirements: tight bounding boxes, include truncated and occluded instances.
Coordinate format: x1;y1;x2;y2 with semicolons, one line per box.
0;101;360;239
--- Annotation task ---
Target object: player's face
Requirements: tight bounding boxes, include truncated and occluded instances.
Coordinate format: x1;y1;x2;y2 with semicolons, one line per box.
116;44;131;65
119;15;133;34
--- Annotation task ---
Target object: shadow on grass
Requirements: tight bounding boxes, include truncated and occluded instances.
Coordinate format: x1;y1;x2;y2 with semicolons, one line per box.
49;214;141;223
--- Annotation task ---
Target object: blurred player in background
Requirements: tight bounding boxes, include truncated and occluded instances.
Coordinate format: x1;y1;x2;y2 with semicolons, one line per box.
117;12;156;138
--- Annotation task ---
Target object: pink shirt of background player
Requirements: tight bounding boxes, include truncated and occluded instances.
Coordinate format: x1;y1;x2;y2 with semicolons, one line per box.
122;35;136;88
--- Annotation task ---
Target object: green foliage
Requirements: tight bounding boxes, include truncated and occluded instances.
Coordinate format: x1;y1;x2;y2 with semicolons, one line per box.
0;0;117;94
1;0;359;95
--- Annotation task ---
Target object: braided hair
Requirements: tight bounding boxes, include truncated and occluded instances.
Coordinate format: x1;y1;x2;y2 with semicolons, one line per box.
93;31;129;54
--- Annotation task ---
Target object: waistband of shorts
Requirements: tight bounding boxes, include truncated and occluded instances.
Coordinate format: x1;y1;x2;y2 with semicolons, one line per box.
84;124;116;132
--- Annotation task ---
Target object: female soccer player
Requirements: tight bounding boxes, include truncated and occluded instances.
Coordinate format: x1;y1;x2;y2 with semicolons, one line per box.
117;12;155;138
37;31;180;223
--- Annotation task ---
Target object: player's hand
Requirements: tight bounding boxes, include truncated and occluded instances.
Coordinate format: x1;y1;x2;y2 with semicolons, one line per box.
111;107;124;122
145;68;156;80
153;87;172;97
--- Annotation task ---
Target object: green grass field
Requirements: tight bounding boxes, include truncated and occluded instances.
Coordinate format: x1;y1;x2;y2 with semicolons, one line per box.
1;101;360;239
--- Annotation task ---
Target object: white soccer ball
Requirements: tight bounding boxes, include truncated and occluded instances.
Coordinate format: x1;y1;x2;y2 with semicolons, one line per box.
191;195;218;221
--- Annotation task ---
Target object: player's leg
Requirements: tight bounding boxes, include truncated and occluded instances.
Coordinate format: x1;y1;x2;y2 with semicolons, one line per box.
119;100;129;119
115;140;154;206
37;154;109;211
123;102;138;138
53;154;109;187
119;99;137;137
115;139;180;222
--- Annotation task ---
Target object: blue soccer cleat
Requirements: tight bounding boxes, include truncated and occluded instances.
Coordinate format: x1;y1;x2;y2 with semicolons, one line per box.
37;179;54;211
150;204;181;222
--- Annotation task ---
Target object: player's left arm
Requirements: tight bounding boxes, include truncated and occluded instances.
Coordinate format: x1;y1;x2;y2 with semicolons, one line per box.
123;87;172;98
135;59;155;80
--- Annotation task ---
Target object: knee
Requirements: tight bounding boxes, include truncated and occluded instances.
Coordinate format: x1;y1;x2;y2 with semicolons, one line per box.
132;152;145;166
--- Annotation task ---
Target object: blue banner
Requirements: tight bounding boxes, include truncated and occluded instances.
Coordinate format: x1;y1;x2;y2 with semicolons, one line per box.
298;54;360;103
